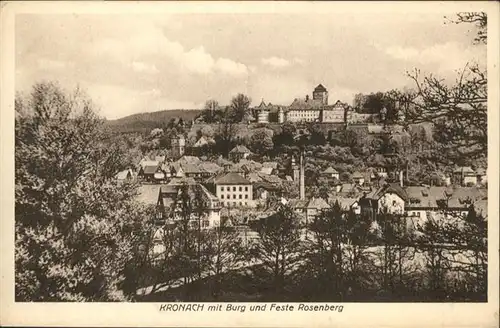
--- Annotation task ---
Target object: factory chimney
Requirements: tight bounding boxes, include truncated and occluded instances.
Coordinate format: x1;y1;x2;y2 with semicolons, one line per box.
399;170;404;188
299;151;305;200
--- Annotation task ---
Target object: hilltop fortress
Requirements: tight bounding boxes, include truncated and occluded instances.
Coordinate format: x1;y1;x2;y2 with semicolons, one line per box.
254;84;376;124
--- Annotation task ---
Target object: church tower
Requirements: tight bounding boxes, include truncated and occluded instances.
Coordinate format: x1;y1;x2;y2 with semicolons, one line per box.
313;84;328;105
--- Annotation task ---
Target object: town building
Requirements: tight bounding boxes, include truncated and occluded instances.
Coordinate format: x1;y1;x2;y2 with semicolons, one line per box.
288;197;330;224
155;180;222;228
213;172;254;208
255;99;271;123
171;134;186;158
359;183;408;217
116;168;135;183
322;100;350;123
352;171;366;186
284;85;350;124
453;166;477;186
193;136;215;148
321;166;340;180
229;145;252;162
138;161;161;182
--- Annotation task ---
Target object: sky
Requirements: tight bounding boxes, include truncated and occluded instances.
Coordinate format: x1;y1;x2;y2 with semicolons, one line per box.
15;12;486;119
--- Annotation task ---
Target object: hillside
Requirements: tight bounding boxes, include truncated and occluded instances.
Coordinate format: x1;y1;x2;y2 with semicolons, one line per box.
106;109;202;134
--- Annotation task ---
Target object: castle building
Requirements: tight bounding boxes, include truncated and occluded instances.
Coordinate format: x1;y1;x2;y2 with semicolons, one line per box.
256;99;270;123
285;84;350;124
312;84;328;105
322;100;350;123
171;134;185;158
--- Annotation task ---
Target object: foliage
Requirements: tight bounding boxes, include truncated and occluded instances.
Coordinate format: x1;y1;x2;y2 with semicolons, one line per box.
230;94;252;123
15;82;147;301
407;12;487;161
252;205;303;297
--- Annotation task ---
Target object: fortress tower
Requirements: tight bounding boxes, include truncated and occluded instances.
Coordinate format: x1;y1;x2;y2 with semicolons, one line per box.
312;84;328;106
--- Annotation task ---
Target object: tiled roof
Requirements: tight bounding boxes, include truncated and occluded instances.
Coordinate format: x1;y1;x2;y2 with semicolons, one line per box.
260;167;274;175
476;167;487;175
136;184;162;205
323;166;339;174
314;84;327;92
116;169;133;180
288;199;308;209
143;164;159;175
352;171;364;179
199;162;222;174
288;98;325;110
453;166;475;174
167;177;197;186
307;197;329;210
140;160;159;168
367;183;408;202
229;145;252;154
177;155;201;165
328;197;358;210
214;172;251;185
404;186;486;210
262;161;278;169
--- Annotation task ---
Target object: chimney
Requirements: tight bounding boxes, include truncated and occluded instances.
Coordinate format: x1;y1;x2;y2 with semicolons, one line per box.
305;95;309;102
299;151;305;200
399;170;404;187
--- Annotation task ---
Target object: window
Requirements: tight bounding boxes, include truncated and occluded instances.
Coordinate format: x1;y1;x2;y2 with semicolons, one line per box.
239;187;242;192
239;202;242;206
245;195;248;199
233;187;236;192
239;194;242;199
220;186;224;192
221;195;224;199
233;195;236;199
245;186;248;191
244;202;247;206
416;212;421;217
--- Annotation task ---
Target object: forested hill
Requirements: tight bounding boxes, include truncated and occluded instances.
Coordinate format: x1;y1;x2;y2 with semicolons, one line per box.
105;109;202;134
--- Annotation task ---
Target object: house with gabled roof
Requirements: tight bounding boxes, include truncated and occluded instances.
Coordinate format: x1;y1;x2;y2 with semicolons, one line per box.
352;171;367;186
321;166;340;180
193;136;215;148
156;181;222;229
453;166;477;186
214;172;254;208
359;183;407;216
229;145;252;162
116;168;135;183
476;167;487;185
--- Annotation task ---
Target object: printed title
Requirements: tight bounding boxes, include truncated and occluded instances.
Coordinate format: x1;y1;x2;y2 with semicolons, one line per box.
159;303;344;313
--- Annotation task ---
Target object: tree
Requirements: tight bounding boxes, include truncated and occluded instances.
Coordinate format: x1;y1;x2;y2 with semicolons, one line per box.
200;99;222;123
249;128;274;156
252;205;303;298
303;202;346;300
352;93;367;112
371;210;417;300
15;82;145;301
230;93;252;123
214;107;238;158
342;211;377;299
205;218;247;299
407;12;487;160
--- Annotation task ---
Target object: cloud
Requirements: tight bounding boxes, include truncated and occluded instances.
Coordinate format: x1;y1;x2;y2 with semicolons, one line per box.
384;42;486;73
36;58;67;70
86;83;201;119
261;56;292;68
91;27;248;77
293;57;306;65
131;61;159;74
215;58;249;76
